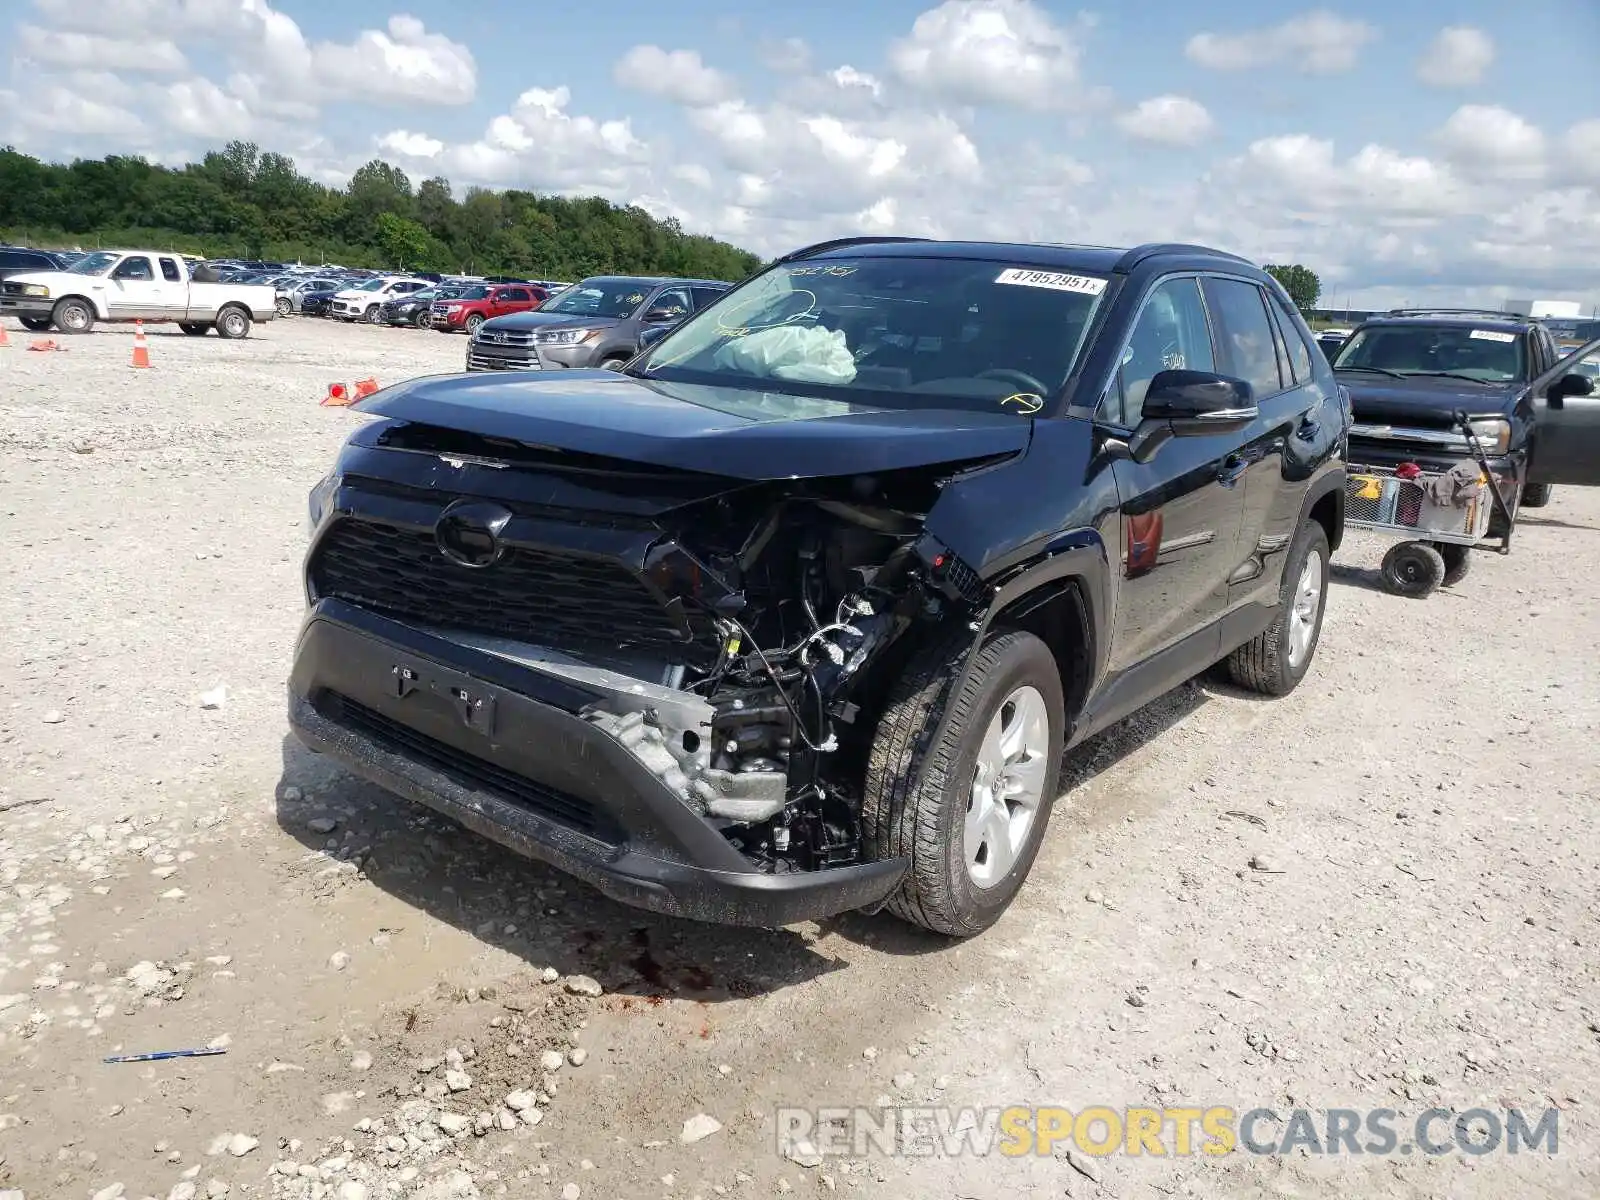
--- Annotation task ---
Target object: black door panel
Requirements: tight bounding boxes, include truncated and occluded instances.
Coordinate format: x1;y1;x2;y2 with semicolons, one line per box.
1529;337;1600;486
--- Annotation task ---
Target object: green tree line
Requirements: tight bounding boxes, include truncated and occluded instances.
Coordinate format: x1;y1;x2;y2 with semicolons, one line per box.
0;140;763;282
1264;263;1321;313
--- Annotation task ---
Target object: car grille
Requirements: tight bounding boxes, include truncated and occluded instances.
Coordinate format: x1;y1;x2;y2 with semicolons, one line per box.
327;694;605;835
467;328;541;370
309;518;693;655
1;282;24;297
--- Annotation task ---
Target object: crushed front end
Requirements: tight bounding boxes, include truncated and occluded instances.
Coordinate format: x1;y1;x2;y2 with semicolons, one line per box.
288;416;1000;925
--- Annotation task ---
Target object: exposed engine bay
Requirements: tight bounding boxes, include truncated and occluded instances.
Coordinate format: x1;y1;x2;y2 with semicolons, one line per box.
313;420;1003;878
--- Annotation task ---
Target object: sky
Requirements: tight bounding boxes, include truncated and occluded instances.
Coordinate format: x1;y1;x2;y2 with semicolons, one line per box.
1;0;1597;310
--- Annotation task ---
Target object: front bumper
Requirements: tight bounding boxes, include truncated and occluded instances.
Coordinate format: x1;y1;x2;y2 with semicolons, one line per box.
464;340;598;371
287;601;906;927
0;296;54;317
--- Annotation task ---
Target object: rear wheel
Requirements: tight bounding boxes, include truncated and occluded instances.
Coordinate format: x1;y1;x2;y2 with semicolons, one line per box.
1433;542;1472;587
178;322;209;336
862;629;1064;937
274;296;291;317
20;316;51;332
1225;519;1330;696
1380;540;1445;598
1521;481;1553;509
215;306;250;339
51;297;94;334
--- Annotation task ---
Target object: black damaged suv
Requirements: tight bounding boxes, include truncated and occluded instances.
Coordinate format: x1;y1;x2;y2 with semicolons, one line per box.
289;237;1349;936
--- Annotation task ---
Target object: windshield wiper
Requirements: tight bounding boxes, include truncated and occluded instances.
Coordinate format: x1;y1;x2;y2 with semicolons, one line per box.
1336;365;1404;378
1401;371;1505;385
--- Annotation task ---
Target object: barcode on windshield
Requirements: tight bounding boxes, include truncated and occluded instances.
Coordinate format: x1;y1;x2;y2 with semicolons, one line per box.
995;269;1107;296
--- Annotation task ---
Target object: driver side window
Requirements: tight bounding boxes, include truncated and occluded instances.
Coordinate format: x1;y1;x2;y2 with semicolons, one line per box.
1106;277;1215;427
114;256;154;282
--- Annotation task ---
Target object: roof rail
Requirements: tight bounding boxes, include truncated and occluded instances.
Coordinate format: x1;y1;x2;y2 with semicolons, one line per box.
1115;242;1254;271
775;235;933;263
1383;307;1535;321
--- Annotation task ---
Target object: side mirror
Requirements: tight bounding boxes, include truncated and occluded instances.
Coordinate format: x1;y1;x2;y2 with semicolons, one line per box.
1550;372;1595;404
643;307;681;324
1129;370;1257;463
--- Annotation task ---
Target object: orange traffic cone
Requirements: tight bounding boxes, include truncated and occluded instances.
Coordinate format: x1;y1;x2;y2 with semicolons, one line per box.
322;382;352;407
0;322;10;349
131;321;151;369
28;338;62;352
353;377;379;399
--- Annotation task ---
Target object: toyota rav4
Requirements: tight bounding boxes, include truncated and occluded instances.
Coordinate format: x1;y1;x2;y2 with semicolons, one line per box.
290;238;1350;936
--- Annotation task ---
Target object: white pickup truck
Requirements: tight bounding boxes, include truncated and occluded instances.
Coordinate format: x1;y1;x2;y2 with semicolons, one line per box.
0;249;278;337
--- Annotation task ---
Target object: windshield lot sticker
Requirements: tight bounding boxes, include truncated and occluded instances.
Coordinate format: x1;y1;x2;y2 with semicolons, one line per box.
995;268;1107;295
1470;330;1516;342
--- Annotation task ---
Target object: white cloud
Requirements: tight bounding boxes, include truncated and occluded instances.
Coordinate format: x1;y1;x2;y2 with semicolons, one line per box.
1185;10;1378;74
757;36;811;74
1416;26;1494;87
888;0;1088;109
16;23;188;73
0;83;147;138
830;66;883;98
310;15;476;106
378;130;445;159
1435;105;1546;179
162;76;258;139
1563;119;1600;182
613;45;733;108
1115;96;1214;145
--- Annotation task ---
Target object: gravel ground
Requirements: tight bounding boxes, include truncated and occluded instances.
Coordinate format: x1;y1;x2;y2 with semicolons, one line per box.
2;316;1597;1200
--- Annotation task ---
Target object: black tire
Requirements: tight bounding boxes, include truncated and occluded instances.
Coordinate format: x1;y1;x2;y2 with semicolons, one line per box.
599;354;631;371
274;296;291;317
1380;541;1445;599
214;306;250;339
1433;542;1471;587
51;297;94;334
19;316;51;332
413;308;431;328
1225;519;1331;697
465;314;485;335
1521;481;1553;509
178;322;209;336
365;304;383;324
861;629;1065;937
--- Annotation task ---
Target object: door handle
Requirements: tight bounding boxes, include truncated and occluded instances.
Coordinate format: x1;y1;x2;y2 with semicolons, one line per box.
1217;454;1248;486
1296;416;1320;440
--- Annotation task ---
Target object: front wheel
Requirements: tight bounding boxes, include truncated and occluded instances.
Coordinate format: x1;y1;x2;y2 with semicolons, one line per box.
1225;519;1330;696
51;297;94;334
862;629;1064;937
464;314;485;335
274;296;291;317
20;316;51;332
413;308;431;328
215;306;251;339
1521;481;1553;509
365;305;383;324
599;354;631;371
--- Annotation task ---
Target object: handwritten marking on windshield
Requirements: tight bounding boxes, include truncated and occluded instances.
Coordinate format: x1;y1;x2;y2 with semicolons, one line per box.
1000;392;1044;414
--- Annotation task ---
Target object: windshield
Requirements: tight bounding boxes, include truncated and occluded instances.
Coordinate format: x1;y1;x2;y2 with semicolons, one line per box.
352;279;385;292
452;286;491;300
539;279;656;318
1334;323;1527;383
66;251;120;276
634;256;1108;414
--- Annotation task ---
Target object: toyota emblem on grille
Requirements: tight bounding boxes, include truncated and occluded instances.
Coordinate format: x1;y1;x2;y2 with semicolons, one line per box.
434;500;513;569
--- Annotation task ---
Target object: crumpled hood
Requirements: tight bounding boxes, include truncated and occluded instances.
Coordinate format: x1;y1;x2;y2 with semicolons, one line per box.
1338;372;1521;424
353;370;1034;481
482;311;622;334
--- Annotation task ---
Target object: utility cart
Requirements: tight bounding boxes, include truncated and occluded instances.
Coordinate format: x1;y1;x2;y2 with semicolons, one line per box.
1343;413;1516;598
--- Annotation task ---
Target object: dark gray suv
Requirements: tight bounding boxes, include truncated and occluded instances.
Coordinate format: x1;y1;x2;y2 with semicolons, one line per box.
466;275;730;372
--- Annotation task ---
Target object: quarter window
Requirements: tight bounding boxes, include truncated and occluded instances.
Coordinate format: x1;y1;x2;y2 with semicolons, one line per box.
159;257;182;282
1202;278;1284;399
1109;277;1216;426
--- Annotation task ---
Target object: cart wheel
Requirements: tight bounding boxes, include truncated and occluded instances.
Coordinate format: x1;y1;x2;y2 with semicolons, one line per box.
1432;542;1471;587
1381;542;1446;598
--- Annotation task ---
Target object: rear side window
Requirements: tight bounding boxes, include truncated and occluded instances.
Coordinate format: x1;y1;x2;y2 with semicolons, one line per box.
1202;278;1284;398
690;286;725;310
159;257;182;282
504;288;530;302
